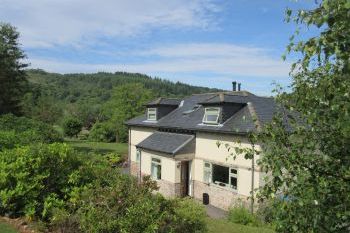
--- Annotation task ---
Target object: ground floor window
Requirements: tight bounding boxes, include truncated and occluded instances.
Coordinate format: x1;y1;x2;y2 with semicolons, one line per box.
203;162;237;190
151;158;161;180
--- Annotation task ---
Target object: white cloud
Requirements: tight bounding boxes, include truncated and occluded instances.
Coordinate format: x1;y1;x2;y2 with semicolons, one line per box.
29;43;290;77
0;0;220;48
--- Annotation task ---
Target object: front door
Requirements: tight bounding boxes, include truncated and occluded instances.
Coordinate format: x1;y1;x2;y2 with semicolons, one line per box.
180;161;189;197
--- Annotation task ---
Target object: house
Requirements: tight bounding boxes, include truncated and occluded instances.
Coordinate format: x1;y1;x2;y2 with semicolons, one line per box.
126;83;276;210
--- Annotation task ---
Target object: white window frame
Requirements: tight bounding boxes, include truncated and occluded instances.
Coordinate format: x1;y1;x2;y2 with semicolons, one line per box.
229;168;238;190
203;161;238;191
147;108;157;121
203;107;220;124
151;157;161;180
136;149;141;163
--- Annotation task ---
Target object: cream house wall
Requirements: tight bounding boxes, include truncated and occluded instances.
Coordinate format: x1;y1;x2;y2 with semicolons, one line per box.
140;150;180;183
129;126;155;162
194;132;262;197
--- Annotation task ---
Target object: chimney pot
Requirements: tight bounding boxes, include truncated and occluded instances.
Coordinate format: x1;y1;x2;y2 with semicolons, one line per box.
232;81;237;91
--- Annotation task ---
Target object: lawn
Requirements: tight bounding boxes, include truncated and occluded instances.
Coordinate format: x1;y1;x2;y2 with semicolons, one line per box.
0;221;18;233
207;218;274;233
65;139;128;157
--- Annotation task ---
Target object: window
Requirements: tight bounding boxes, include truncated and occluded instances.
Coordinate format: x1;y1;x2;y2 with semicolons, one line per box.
147;108;157;121
151;158;161;180
203;162;237;190
203;107;220;124
136;149;141;162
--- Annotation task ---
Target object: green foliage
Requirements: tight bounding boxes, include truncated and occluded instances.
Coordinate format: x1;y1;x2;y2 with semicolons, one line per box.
0;23;28;115
24;69;222;132
228;206;261;227
206;218;274;233
168;198;208;233
63;117;82;137
88;122;115;142
252;1;350;232
0;143;91;219
0;114;63;149
101;83;155;142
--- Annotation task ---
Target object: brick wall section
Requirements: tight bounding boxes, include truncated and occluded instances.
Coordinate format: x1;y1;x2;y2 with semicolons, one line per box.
156;179;182;197
193;180;249;210
130;161;139;177
129;163;182;198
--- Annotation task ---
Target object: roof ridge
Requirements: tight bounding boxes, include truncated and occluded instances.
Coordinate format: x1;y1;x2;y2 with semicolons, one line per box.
247;102;262;131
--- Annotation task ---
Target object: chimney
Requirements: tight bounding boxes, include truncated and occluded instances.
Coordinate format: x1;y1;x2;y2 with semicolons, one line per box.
238;83;241;91
232;81;237;91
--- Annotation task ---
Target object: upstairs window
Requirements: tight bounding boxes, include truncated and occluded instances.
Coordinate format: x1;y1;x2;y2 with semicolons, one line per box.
203;107;220;124
147;108;157;121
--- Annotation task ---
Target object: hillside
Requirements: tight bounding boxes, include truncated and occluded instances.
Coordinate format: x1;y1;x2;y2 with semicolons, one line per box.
26;69;222;104
24;69;223;142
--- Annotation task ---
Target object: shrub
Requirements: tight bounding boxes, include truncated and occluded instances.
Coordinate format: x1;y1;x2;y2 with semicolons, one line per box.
228;205;261;226
165;198;207;233
88;122;115;142
256;199;282;224
0;114;63;148
63;117;82;137
52;171;207;233
0;143;92;219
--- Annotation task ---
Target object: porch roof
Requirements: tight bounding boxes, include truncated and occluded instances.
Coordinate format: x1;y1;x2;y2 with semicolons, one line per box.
136;132;194;155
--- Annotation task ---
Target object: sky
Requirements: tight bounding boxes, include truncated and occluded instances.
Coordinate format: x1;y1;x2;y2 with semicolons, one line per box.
0;0;317;95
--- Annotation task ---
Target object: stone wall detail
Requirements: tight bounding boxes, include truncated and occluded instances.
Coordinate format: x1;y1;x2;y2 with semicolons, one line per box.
193;180;249;210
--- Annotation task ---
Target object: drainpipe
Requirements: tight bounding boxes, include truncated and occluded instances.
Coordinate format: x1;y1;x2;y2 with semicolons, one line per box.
250;144;255;214
139;150;142;183
128;128;131;173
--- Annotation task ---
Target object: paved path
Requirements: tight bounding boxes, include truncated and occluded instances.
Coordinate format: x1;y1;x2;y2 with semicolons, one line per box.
205;204;228;219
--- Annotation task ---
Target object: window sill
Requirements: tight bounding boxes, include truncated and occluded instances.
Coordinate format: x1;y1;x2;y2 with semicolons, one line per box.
143;120;158;123
206;182;238;193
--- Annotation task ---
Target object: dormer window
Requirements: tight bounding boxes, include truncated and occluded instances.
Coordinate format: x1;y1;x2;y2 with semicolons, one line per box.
203;107;220;124
147;108;157;121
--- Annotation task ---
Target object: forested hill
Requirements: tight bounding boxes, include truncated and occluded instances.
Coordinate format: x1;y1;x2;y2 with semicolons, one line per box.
24;69;223;142
27;69;222;103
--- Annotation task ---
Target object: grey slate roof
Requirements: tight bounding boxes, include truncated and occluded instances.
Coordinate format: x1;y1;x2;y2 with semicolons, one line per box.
126;91;277;135
136;132;195;155
146;97;181;106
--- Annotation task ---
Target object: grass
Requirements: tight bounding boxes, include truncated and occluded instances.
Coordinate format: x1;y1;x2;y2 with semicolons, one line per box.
206;218;274;233
65;138;128;157
0;221;18;233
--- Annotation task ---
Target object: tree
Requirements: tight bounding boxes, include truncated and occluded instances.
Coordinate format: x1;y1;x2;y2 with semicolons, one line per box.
101;83;154;142
0;23;28;115
254;1;350;232
63;117;82;138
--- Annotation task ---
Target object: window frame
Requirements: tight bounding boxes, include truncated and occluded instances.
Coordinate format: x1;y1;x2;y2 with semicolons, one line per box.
147;108;157;121
151;157;162;180
203;161;238;191
202;107;220;124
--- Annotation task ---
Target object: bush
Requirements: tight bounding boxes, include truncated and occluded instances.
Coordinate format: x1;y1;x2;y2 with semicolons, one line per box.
228;205;261;227
52;172;207;233
88;122;115;142
63;117;82;137
0;143;92;219
166;198;207;233
256;199;282;224
0;114;63;148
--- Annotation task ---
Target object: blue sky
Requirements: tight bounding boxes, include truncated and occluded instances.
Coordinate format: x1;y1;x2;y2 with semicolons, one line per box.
0;0;317;95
